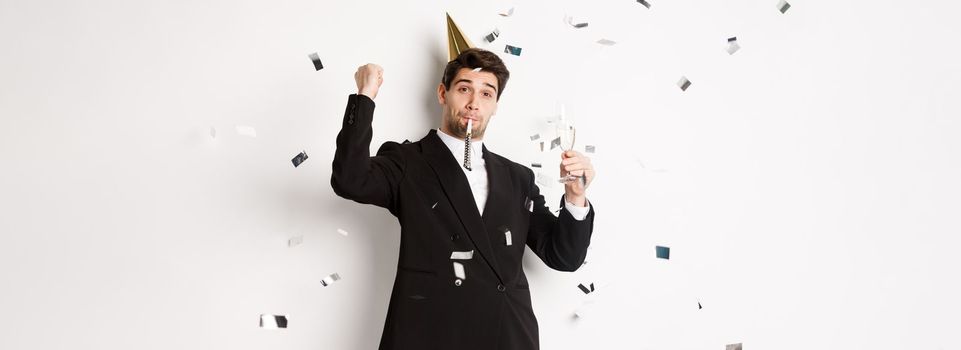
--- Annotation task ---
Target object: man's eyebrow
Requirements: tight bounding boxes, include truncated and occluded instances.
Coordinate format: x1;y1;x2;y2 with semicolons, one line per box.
453;79;498;92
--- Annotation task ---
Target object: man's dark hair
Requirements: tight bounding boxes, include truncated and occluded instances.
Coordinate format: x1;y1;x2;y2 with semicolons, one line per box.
441;48;510;100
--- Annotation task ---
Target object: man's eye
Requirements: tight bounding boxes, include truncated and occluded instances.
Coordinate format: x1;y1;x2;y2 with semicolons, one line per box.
483;92;493;97
459;87;469;92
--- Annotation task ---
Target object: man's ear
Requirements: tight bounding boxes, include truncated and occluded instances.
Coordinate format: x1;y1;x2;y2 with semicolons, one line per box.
437;83;447;105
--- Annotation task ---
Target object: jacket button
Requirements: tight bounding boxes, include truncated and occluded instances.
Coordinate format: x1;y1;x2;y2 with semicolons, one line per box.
497;284;506;292
347;117;354;125
454;279;463;286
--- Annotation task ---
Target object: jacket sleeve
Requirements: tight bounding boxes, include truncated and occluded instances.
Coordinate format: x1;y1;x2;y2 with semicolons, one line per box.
330;94;406;214
524;168;595;272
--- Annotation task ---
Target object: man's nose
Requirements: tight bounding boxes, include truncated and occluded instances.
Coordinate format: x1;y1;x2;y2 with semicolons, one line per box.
466;95;479;110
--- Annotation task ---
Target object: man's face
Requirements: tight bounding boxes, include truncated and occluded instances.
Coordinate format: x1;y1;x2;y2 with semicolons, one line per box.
437;68;499;140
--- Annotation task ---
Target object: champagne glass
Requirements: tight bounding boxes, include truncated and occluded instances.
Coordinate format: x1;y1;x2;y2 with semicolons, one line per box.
556;106;581;184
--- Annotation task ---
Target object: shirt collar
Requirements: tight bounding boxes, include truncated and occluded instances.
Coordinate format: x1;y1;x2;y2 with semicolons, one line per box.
436;128;484;164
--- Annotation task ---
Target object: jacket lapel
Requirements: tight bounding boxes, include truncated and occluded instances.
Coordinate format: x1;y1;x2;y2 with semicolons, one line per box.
421;129;504;282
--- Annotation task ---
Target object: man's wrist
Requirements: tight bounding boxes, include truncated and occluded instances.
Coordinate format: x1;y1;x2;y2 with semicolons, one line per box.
565;193;587;207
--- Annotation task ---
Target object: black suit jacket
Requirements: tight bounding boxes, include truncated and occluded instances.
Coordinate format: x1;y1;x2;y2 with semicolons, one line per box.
331;94;595;350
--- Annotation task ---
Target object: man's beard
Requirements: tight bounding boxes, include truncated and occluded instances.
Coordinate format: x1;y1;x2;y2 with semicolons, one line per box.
447;112;484;139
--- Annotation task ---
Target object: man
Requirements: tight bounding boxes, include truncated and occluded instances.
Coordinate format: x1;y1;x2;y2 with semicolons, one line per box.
331;48;596;350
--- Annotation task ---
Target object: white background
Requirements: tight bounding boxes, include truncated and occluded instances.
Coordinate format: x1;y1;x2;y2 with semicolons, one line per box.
2;0;959;349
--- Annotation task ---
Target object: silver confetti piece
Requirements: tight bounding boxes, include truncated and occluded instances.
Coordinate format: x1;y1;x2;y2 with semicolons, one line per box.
535;172;553;188
450;250;474;260
308;52;323;71
336;228;349;236
596;39;617;46
530;133;540;141
291;151;309;167
505;230;513;246
452;262;466;280
677;76;692;91
209;126;217;138
726;343;743;350
320;273;342;287
550;137;561;150
585;145;595;153
499;7;515;17
288;235;303;247
577;283;595;294
636;0;652;9
485;29;500;43
531;163;542;168
726;38;741;55
259;314;288;329
777;0;791;13
564;15;588;29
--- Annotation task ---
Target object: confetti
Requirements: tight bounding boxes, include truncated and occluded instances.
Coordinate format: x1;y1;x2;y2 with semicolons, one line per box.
320;273;342;287
259;314;288;329
531;163;542;168
777;0;791;13
336;228;349;236
539;141;545;152
209;126;217;138
726;343;743;350
677;76;692;91
564;15;589;29
288;235;303;247
504;44;522;56
308;52;323;71
550;136;561;150
596;39;617;46
291;151;309;167
585;145;595;153
450;250;474;260
656;245;670;259
530;133;540;141
524;196;533;212
453;262;466;280
485;29;500;43
499;7;515;17
431;202;438;209
698;301;703;309
471;67;482;73
637;0;652;9
536;172;553;188
577;283;595;294
504;229;513;246
235;125;257;138
726;37;741;55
